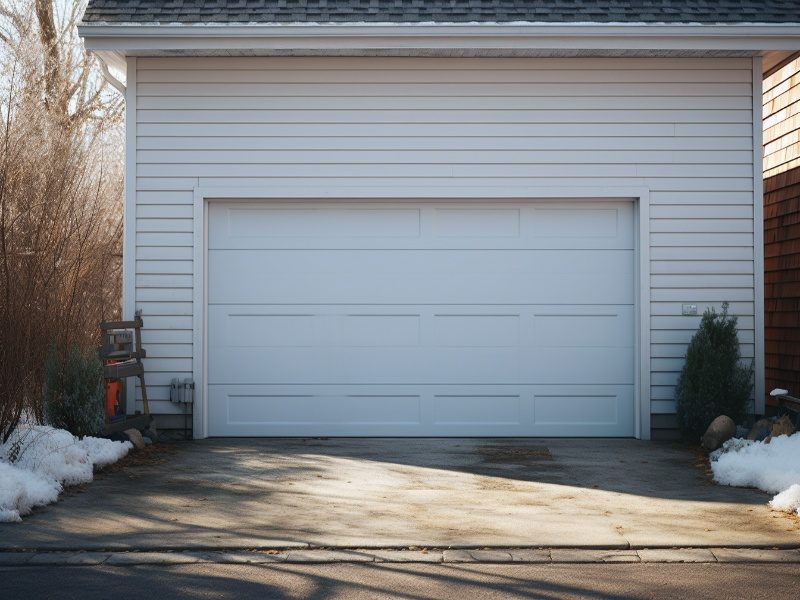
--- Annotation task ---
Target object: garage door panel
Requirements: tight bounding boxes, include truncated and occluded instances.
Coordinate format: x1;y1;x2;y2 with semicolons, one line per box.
208;202;634;250
207;250;633;305
215;310;422;348
432;394;526;426
208;346;634;385
222;391;424;428
208;305;634;349
208;384;634;437
219;206;423;239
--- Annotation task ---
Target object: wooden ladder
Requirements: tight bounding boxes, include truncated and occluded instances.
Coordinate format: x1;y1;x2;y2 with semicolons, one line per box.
100;312;150;417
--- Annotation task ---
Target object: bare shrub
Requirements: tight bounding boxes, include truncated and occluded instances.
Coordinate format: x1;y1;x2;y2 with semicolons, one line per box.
0;0;123;441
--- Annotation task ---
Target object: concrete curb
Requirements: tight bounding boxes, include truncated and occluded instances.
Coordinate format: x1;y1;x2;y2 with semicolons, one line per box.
1;548;799;567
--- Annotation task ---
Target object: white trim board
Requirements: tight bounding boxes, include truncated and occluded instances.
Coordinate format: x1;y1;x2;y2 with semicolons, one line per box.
191;186;652;440
123;56;137;414
753;56;766;415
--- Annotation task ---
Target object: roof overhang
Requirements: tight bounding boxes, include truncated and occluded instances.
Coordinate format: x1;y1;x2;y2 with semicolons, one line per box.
78;22;800;75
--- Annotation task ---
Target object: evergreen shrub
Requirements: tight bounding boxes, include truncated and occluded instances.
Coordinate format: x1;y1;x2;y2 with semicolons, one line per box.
43;345;105;437
675;302;753;439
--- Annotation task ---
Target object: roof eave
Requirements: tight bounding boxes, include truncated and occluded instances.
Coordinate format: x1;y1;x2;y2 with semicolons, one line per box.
78;22;800;54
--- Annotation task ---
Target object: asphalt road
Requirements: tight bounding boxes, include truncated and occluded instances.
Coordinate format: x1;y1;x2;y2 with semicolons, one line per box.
4;563;797;599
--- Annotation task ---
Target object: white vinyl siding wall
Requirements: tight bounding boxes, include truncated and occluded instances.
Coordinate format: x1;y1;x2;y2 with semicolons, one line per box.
131;56;756;433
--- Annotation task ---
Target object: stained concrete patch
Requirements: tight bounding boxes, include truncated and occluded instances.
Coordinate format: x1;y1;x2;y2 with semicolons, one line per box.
478;445;552;462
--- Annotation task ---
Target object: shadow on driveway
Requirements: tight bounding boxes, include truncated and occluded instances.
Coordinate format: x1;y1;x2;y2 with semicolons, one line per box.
1;438;798;550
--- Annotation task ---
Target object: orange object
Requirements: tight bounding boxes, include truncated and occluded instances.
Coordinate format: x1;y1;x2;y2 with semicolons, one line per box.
105;379;121;417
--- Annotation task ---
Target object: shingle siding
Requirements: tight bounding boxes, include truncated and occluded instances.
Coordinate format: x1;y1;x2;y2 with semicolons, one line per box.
82;0;800;25
764;55;800;401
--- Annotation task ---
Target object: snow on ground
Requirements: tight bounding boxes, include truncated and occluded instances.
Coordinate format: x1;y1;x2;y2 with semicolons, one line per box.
0;425;132;522
711;432;800;515
771;484;800;515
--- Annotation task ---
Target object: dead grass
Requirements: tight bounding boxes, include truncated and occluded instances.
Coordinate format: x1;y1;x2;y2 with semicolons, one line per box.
99;443;179;476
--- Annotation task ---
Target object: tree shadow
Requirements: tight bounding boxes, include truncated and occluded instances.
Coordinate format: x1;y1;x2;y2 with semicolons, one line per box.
10;561;797;600
0;437;788;551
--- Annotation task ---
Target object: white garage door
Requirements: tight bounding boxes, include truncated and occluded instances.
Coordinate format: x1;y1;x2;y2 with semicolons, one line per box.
207;200;635;437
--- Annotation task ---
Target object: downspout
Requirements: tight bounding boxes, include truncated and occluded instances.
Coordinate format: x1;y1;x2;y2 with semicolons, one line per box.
96;55;126;94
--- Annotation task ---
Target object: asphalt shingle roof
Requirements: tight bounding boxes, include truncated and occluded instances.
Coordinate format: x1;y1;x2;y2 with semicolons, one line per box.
81;1;800;25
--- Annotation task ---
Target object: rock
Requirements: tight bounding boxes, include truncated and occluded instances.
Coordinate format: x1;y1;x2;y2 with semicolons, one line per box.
701;415;736;451
747;417;774;442
123;428;146;450
765;415;795;443
142;436;153;446
143;427;159;443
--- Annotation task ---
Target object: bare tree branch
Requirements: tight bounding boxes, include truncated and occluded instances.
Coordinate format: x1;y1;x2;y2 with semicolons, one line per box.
35;0;67;118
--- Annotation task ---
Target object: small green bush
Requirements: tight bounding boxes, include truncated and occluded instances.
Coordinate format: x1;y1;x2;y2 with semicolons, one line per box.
675;302;753;439
43;344;105;438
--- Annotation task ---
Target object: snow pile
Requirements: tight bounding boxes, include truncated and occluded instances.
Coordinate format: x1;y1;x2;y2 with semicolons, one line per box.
770;484;800;515
0;425;132;522
711;432;800;515
0;462;60;523
80;435;135;469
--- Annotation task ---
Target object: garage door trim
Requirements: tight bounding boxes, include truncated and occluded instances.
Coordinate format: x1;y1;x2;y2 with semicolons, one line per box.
191;185;652;439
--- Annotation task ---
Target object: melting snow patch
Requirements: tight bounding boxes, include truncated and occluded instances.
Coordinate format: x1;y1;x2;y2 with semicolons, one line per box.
0;461;60;522
0;425;132;522
79;435;133;469
770;484;800;515
710;432;800;515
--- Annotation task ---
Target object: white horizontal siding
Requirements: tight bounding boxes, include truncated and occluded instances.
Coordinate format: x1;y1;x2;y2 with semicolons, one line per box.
138;136;753;151
133;56;756;428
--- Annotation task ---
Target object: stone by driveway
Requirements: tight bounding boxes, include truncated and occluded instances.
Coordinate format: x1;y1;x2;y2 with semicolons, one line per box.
1;439;798;551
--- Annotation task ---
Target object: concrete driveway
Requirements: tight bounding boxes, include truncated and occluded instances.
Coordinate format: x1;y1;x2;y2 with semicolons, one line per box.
2;439;799;550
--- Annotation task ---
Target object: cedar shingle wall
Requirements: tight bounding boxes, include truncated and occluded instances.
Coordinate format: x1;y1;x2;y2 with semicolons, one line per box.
764;168;800;396
764;55;800;399
764;56;800;179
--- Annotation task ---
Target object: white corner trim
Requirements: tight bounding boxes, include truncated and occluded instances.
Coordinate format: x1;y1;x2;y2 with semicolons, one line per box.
79;23;800;53
192;188;207;438
753;56;766;415
123;56;137;415
190;185;652;440
636;190;652;440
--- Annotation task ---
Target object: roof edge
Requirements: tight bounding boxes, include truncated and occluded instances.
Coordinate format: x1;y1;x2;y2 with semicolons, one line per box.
78;21;800;29
78;23;800;54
